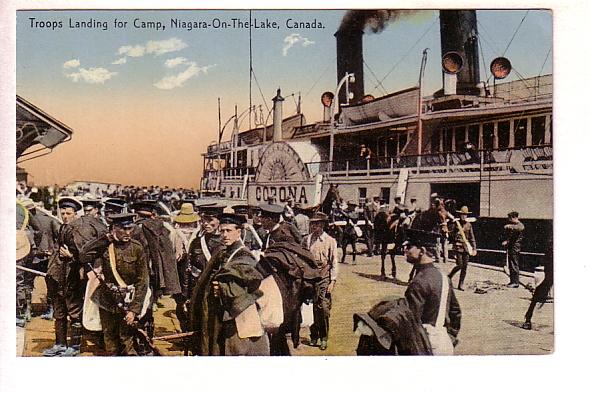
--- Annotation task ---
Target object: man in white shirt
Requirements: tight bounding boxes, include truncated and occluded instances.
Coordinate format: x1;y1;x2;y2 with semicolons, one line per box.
302;212;338;351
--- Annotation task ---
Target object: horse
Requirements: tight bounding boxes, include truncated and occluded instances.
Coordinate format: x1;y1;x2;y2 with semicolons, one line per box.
373;208;416;279
257;242;318;355
321;184;341;215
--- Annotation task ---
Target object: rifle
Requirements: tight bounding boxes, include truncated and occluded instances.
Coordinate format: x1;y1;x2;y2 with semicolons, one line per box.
446;212;476;257
16;265;47;277
85;261;161;356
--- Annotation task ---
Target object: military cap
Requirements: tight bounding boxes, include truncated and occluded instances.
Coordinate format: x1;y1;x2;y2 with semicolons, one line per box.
58;197;83;212
104;198;127;214
507;211;519;218
258;203;284;216
82;198;103;211
108;213;136;228
231;204;251;216
309;211;329;222
198;205;224;218
403;229;440;248
218;213;247;226
130;200;168;215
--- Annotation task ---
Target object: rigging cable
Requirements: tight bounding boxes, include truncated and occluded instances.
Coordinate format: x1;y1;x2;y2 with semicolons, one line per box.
502;10;529;57
372;17;438;94
363;60;389;96
538;46;552;76
251;69;271;113
303;57;335;98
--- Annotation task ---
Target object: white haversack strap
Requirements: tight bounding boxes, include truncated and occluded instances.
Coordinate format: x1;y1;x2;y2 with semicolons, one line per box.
435;270;449;328
108;243;127;287
200;233;212;261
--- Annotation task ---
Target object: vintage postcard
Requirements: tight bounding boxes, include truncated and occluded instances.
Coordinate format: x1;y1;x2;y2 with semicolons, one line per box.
4;1;581;391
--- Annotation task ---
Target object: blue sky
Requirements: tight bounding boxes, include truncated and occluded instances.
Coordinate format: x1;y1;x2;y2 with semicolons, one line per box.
16;9;552;186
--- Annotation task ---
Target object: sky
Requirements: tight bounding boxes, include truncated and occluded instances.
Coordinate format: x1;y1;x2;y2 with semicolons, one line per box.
16;9;552;188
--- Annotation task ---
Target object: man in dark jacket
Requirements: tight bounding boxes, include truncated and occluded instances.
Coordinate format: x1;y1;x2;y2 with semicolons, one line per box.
131;200;181;298
190;213;269;355
503;211;525;288
80;213;149;355
259;203;302;248
403;229;461;354
43;197;105;357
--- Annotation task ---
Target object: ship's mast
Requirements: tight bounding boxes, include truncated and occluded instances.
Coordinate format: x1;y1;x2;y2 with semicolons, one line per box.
249;10;253;132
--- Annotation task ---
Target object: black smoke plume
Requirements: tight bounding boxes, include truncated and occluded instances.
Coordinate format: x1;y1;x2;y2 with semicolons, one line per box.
339;10;420;33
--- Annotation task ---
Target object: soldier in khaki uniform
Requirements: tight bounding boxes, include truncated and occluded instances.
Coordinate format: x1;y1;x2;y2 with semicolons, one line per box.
302;212;339;350
80;213;149;356
448;206;477;291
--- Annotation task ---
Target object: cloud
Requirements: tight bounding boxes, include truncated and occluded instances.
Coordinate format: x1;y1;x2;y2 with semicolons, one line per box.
302;38;315;47
63;59;80;69
116;38;187;60
154;62;216;90
146;38;188;56
118;44;146;57
164;57;188;68
66;67;117;84
282;34;315;56
111;57;127;65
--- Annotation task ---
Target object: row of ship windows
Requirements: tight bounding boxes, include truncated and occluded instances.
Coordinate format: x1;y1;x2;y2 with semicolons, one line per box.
431;115;552;152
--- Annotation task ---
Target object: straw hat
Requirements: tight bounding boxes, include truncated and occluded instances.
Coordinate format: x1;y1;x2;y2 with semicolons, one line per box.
173;203;199;224
456;206;472;214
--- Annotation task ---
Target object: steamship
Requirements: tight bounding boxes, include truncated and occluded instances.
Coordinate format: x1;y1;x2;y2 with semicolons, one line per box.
199;10;553;269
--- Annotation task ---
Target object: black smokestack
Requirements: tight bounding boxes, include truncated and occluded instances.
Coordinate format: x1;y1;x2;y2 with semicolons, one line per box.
439;10;480;95
336;10;424;105
335;27;364;105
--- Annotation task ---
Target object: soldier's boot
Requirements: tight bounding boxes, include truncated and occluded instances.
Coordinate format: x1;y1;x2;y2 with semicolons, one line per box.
16;316;26;328
61;322;82;356
43;319;68;356
175;302;188;332
522;320;532;330
24;292;32;322
41;304;54;320
458;269;467;291
320;338;328;351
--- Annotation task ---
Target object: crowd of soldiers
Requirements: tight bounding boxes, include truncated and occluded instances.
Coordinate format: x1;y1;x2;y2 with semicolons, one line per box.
15;181;549;356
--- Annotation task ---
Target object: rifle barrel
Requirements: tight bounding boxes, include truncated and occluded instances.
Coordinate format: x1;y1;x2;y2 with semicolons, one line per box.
16;265;47;277
153;331;195;341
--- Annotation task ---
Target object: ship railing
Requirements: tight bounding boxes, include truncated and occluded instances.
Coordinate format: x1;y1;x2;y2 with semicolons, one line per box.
305;145;552;178
221;166;255;180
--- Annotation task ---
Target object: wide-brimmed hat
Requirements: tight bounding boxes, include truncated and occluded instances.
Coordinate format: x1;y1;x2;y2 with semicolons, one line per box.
309;212;329;222
456;206;472;214
174;203;199;224
16;230;31;260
